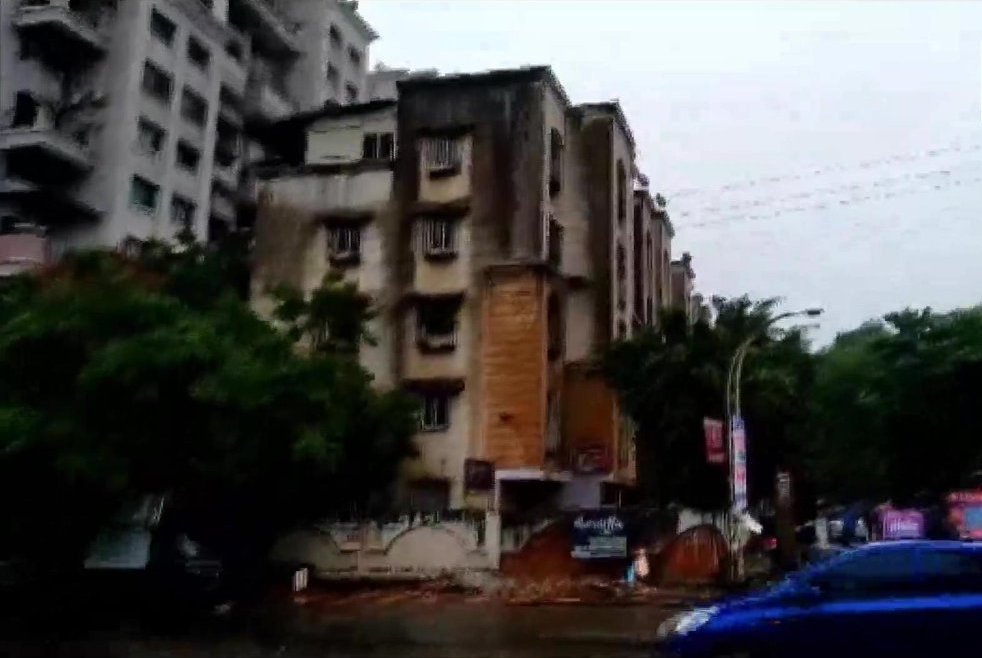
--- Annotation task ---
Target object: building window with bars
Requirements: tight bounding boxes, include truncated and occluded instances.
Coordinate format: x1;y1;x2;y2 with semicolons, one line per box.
420;218;456;259
547;215;563;268
142;61;173;104
416;299;459;352
135;117;165;157
170;195;195;230
327;225;361;264
419;394;450;432
129;176;159;215
549;128;563;196
421;136;461;176
362;132;395;160
181;88;208;127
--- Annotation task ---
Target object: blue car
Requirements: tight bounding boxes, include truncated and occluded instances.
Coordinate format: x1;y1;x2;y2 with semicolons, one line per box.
656;540;982;658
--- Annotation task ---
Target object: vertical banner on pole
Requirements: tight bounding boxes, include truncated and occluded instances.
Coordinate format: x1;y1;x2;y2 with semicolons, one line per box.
703;418;725;464
731;416;748;511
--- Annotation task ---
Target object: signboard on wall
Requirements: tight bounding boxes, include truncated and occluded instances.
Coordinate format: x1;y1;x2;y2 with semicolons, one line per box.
947;491;982;539
703;418;725;464
731;416;748;511
571;511;628;559
880;509;925;540
464;459;495;492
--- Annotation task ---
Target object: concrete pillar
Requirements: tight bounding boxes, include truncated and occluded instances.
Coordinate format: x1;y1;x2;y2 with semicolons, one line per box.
485;510;501;569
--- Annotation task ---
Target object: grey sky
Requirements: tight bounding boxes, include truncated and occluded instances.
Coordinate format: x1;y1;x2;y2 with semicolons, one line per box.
360;1;982;342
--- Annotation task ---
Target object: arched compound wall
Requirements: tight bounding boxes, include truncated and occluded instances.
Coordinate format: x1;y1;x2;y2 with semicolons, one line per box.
270;515;499;578
655;524;727;585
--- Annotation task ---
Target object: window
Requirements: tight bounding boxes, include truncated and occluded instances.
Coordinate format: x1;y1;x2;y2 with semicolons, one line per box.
420;218;456;256
142;61;173;103
187;37;211;72
616;159;627;222
18;37;42;61
329;24;342;50
328;225;361;262
175;141;200;172
149;8;176;46
422;136;461;174
225;39;244;63
326;65;340;92
348;47;362;66
135;117;165;156
547;294;563;359
170;195;196;228
919;550;982;592
181;88;208;127
417;299;458;351
129;176;159;214
812;547;921;595
11;92;39;128
345;83;359;104
419;394;450;431
362;132;395;160
549;128;563;196
547;215;563;267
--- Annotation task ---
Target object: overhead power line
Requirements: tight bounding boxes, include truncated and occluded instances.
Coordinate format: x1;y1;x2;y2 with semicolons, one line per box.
665;140;982;200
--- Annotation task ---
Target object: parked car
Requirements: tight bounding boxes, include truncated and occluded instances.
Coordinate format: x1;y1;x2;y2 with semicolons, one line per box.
655;540;982;658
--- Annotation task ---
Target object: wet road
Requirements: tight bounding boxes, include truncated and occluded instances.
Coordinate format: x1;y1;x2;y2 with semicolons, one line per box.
1;602;675;658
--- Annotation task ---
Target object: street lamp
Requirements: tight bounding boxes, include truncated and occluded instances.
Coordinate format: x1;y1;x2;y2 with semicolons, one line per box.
724;307;822;581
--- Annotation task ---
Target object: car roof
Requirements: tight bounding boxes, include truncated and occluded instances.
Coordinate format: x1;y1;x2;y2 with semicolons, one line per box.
860;540;982;552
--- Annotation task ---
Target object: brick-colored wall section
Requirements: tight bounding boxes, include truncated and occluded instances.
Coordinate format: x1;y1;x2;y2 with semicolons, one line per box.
564;366;617;467
482;270;546;469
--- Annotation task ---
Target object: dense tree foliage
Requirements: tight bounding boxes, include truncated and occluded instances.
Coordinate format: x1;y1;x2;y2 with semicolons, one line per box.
604;297;814;510
807;307;982;503
0;243;416;567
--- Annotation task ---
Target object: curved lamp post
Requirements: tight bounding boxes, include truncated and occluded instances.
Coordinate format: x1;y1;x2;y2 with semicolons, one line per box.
724;307;822;580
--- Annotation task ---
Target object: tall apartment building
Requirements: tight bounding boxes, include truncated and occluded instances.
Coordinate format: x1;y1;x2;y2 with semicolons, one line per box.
251;66;689;512
0;0;375;277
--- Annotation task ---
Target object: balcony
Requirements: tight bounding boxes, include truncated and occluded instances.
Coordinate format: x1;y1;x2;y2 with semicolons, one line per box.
210;187;236;225
0;126;93;182
0;231;49;277
14;0;109;59
228;0;300;56
0;177;100;225
245;62;297;120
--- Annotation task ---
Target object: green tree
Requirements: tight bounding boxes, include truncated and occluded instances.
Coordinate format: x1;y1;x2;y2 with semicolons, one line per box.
0;248;415;568
807;307;982;503
604;297;815;510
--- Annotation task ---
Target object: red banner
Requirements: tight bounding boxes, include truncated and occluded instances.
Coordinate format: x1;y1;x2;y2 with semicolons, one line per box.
703;418;725;465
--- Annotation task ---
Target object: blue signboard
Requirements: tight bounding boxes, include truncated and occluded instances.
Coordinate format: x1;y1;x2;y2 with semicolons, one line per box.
571;511;628;559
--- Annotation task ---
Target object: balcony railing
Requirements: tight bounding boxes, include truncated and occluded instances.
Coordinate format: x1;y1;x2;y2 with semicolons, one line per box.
417;326;458;353
14;0;109;56
230;0;300;55
0;122;93;180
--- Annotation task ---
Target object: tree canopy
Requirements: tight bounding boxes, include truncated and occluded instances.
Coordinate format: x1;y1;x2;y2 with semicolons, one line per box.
603;297;815;510
0;243;416;567
806;306;982;503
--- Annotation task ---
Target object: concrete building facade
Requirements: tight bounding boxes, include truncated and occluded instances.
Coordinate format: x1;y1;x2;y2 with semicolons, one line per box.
250;67;686;513
0;0;375;276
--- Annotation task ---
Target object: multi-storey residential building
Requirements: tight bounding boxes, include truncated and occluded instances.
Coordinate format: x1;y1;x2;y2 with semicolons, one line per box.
251;67;677;512
633;187;676;325
0;0;376;276
363;64;439;102
671;251;696;317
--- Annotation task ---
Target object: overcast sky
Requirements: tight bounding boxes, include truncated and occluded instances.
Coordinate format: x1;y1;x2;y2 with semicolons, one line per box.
360;1;982;343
